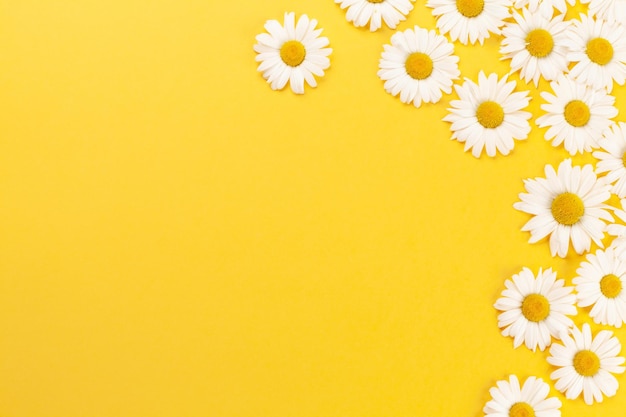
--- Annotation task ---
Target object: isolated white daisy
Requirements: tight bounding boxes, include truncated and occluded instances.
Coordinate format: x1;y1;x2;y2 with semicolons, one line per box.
500;8;571;86
564;13;626;93
426;0;510;45
512;0;576;19
574;248;626;328
335;0;415;31
483;375;562;417
607;198;626;259
254;12;332;94
443;71;531;157
548;323;625;405
514;159;613;258
378;26;460;108
593;123;626;197
580;0;626;24
494;267;576;352
536;74;618;155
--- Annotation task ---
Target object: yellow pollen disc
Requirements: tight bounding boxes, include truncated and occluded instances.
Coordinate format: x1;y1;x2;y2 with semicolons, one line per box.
521;294;550;322
405;52;433;80
573;350;601;377
456;0;484;17
600;274;623;298
622;151;626;168
476;101;504;129
509;402;536;417
280;40;306;67
586;37;614;65
563;100;591;127
551;192;584;225
526;29;554;58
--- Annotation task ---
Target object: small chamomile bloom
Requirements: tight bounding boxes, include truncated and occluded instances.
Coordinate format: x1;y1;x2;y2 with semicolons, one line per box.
548;323;625;405
500;8;571;86
514;159;613;258
378;26;460;108
580;0;626;24
494;267;576;352
254;12;332;94
512;0;576;19
483;375;562;417
443;71;531;158
335;0;415;32
593;122;626;198
426;0;510;45
536;74;618;155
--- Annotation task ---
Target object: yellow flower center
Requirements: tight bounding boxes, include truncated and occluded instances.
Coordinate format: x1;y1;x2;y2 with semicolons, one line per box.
521;294;550;322
586;37;614;65
622;151;626;168
476;101;504;129
405;52;433;80
280;40;306;67
456;0;484;17
367;0;385;2
509;402;536;417
600;274;623;298
563;100;591;127
526;29;554;58
551;192;584;225
573;350;601;377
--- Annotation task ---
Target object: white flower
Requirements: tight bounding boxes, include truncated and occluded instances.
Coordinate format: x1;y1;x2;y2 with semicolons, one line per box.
500;8;571;86
334;0;415;31
514;159;613;258
442;71;531;158
494;267;576;352
580;0;626;24
512;0;576;19
593;122;626;197
548;323;625;405
483;375;562;417
564;13;626;93
607;198;626;259
377;26;460;108
574;248;626;328
426;0;510;45
254;12;332;94
535;74;618;155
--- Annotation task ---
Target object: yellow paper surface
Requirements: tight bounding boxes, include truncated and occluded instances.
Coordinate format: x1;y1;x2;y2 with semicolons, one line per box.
1;1;626;416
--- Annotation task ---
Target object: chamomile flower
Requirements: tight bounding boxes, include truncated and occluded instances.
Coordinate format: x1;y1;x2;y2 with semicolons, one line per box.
607;198;626;259
483;375;562;417
547;323;625;405
254;12;332;94
536;74;618;155
426;0;510;45
378;26;460;108
500;8;571;86
443;71;531;157
494;267;576;352
580;0;626;24
512;0;576;19
574;248;626;328
335;0;415;31
513;159;613;258
564;13;626;93
593;123;626;198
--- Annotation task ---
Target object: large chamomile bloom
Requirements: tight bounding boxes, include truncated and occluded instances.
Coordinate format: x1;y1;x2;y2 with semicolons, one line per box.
483;375;562;417
335;0;415;31
594;122;626;198
500;8;571;86
580;0;626;24
536;74;617;155
443;71;531;157
254;12;332;94
514;159;613;258
426;0;510;45
378;26;460;108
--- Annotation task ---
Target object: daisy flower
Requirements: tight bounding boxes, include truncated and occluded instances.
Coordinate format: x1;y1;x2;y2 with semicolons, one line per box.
593;122;626;198
574;248;626;328
426;0;510;45
443;71;531;158
334;0;415;32
253;12;332;94
494;267;576;352
500;8;571;86
513;159;613;258
512;0;576;19
536;74;617;155
607;198;626;259
548;323;625;405
483;375;562;417
580;0;626;24
564;13;626;93
377;26;460;108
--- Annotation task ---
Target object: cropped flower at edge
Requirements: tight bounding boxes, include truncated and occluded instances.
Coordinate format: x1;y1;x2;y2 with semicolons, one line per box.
580;0;626;24
483;375;562;417
512;0;576;19
593;122;626;198
254;12;332;94
334;0;415;32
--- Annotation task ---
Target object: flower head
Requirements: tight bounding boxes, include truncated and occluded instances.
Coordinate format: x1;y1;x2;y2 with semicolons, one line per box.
483;375;562;417
335;0;415;31
593;122;626;198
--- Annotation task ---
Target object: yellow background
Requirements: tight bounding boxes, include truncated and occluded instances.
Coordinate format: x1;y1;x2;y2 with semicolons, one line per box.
1;1;626;416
